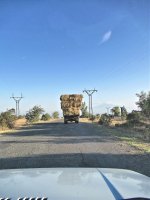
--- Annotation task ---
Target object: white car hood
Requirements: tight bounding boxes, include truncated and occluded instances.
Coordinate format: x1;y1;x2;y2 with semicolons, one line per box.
0;168;150;200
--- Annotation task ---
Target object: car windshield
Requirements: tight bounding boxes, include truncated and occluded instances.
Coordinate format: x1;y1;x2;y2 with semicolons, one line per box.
0;0;149;179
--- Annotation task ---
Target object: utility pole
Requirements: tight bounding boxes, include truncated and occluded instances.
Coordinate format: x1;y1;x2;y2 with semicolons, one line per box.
83;89;98;119
10;93;23;117
106;107;110;115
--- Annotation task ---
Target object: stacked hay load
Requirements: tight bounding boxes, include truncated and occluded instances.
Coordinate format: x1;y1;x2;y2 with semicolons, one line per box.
60;94;83;123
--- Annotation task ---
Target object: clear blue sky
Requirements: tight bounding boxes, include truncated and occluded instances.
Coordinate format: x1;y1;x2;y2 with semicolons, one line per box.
0;0;149;114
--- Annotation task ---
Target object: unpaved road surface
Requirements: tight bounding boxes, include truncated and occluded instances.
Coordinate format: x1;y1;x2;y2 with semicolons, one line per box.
0;120;150;176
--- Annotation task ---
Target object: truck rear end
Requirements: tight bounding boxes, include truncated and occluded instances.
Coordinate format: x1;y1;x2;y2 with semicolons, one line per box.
60;94;83;124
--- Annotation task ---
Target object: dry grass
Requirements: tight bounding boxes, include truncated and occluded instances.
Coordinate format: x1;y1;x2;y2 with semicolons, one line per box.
0;118;60;134
33;118;60;124
0;118;27;134
117;137;150;153
14;118;27;127
110;119;126;126
97;125;150;152
79;118;91;123
0;129;18;134
79;118;100;123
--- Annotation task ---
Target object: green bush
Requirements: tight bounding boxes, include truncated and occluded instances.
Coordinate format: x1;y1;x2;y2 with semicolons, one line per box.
89;115;96;121
121;106;128;119
41;113;51;121
17;115;25;119
0;111;16;129
81;102;89;118
111;106;120;117
136;91;150;118
127;111;141;122
52;111;59;119
95;114;100;119
25;106;44;123
99;114;111;125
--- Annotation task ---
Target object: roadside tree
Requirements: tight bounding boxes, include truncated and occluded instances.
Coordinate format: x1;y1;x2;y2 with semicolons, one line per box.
121;106;128;119
111;106;120;117
95;113;100;119
127;110;141;122
99;113;111;125
136;91;150;118
81;102;89;118
25;106;44;123
0;110;16;129
52;111;59;119
7;108;15;115
41;113;51;121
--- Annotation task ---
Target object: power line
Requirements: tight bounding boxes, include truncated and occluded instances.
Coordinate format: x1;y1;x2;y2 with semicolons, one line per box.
83;89;98;119
10;93;23;117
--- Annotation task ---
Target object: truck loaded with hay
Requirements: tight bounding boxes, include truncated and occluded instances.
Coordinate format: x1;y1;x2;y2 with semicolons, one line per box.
60;94;83;124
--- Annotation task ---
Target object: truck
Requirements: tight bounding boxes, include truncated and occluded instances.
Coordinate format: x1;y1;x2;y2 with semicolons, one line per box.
60;94;83;124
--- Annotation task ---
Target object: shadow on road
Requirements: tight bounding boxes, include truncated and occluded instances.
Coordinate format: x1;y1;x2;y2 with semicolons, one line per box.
0;136;118;145
0;152;150;176
3;122;104;137
1;121;150;177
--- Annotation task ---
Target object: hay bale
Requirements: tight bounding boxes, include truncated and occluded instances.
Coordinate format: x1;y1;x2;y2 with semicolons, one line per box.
63;109;80;116
60;94;83;116
61;101;82;109
63;107;80;115
71;102;82;107
60;95;70;101
61;102;70;109
60;94;83;101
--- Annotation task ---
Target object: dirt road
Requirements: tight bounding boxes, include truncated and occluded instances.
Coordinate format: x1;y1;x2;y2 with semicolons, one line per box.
0;120;150;176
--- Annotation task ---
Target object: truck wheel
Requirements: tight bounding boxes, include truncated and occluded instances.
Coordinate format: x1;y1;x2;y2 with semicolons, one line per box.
75;120;79;124
64;120;68;124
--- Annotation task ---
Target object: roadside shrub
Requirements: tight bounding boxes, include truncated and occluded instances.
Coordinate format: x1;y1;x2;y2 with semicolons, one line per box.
136;91;150;118
0;111;16;129
41;113;51;121
17;115;25;119
81;102;89;118
89;115;96;121
95;114;100;119
115;123;129;128
127;111;141;121
52;111;59;119
127;111;141;126
111;106;121;117
143;129;150;141
25;105;44;123
99;114;111;125
121;106;128;119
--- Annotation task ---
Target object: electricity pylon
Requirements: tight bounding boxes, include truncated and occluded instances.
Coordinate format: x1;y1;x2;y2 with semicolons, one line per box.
83;89;98;119
10;93;23;117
